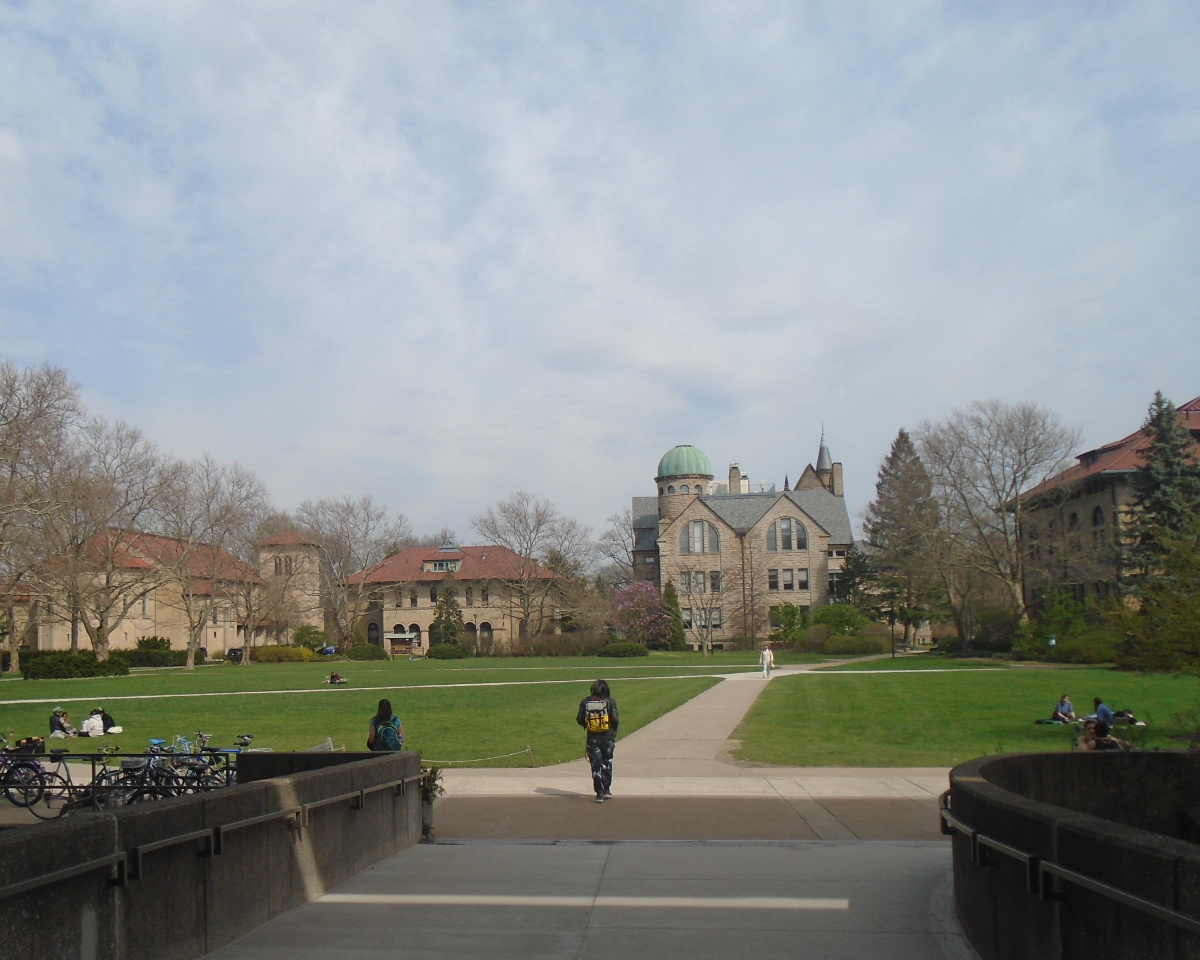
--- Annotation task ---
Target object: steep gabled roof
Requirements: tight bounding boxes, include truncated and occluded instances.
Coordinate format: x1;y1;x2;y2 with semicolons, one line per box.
352;545;555;585
632;496;659;551
783;489;852;544
1022;394;1200;500
257;531;317;547
702;493;777;533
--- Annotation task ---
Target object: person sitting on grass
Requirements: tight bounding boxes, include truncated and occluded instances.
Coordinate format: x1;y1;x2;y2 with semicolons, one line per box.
49;706;76;739
324;671;347;685
80;708;106;737
1051;695;1076;723
1092;698;1114;726
1076;719;1098;750
367;698;404;751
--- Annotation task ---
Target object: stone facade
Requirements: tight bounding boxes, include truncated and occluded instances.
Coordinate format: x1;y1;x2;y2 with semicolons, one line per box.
634;438;855;648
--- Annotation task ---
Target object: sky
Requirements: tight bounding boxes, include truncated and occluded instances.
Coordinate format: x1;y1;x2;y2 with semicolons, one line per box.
2;2;1198;541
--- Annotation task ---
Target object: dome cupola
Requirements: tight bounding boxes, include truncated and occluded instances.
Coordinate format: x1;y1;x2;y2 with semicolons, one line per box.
656;444;713;480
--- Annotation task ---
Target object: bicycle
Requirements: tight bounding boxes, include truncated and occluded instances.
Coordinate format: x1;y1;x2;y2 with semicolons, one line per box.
0;733;45;808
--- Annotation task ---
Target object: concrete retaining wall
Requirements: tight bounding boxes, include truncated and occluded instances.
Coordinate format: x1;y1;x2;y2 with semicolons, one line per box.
950;752;1200;960
0;751;422;960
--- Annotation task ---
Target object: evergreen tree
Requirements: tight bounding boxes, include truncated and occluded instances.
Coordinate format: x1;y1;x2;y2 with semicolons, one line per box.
1128;391;1200;578
864;428;940;644
1116;515;1200;671
429;572;465;646
662;579;687;651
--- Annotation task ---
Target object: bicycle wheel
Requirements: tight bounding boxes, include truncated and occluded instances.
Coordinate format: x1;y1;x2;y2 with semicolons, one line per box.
3;762;45;807
92;769;139;810
28;772;72;819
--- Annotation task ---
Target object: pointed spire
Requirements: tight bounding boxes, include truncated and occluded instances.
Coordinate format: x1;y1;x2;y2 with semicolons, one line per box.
783;475;790;491
816;425;832;472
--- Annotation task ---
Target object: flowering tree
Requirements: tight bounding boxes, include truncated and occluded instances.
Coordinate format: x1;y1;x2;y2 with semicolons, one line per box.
612;581;671;647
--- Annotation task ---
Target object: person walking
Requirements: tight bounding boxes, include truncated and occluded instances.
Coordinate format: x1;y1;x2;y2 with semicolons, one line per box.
367;698;405;751
759;643;775;678
577;680;618;803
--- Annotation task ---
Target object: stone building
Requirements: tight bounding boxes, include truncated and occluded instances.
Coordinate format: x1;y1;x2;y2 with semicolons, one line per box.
1020;393;1200;605
632;437;854;648
351;543;556;655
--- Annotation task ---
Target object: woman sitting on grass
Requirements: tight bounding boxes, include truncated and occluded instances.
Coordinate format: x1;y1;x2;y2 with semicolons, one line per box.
367;698;404;751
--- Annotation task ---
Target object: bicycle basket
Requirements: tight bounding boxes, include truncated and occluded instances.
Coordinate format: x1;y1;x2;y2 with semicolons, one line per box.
121;757;149;771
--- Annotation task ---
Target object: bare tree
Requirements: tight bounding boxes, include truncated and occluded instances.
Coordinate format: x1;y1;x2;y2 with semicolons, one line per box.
159;456;270;668
598;509;634;582
297;495;411;646
37;419;173;661
730;534;770;641
918;401;1079;623
471;491;592;640
0;363;81;671
679;566;726;656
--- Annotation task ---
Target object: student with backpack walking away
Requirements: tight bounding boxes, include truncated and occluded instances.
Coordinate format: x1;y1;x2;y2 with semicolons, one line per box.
576;680;618;802
367;698;405;751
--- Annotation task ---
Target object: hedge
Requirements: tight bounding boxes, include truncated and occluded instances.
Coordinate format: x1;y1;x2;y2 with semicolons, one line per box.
426;643;467;660
22;652;130;680
598;641;650;658
249;646;317;663
347;644;388;661
111;649;198;668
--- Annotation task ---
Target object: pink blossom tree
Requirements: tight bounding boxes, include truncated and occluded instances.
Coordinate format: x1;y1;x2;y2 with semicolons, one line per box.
612;581;672;647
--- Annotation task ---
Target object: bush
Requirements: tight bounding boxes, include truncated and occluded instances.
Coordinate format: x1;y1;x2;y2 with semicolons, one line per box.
426;643;466;660
111;648;196;668
251;646;317;663
814;604;870;636
136;635;171;651
292;625;331;650
598;641;650;658
800;624;832;653
512;632;608;657
347;643;388;661
23;652;130;679
823;634;889;655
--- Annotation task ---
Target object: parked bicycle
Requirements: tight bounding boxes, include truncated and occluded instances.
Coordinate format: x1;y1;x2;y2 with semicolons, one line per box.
0;733;45;809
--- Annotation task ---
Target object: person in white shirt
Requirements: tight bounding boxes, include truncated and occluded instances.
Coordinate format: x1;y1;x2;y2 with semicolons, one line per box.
80;709;106;737
760;643;775;678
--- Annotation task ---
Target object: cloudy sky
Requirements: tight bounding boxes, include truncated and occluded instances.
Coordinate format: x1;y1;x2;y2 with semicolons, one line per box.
2;2;1198;539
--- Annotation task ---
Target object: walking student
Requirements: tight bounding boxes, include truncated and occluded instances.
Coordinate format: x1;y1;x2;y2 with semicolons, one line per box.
759;643;775;678
577;680;618;803
367;698;405;751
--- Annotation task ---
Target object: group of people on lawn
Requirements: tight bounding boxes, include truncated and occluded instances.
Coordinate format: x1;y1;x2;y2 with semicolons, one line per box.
48;705;120;738
1049;694;1137;751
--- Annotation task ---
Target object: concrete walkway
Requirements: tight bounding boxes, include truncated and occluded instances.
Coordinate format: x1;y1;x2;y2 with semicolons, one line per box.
436;665;951;842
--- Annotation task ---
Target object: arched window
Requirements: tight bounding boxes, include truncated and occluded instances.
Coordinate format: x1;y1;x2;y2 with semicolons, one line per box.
465;586;474;606
367;622;380;645
392;624;404;635
668;485;676;494
659;487;664;496
479;622;493;642
1092;506;1104;527
681;484;690;494
408;624;422;644
767;519;808;552
409;589;417;608
680;521;720;554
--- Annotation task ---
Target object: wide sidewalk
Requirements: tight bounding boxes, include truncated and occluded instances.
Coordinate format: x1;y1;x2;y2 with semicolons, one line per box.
435;663;951;842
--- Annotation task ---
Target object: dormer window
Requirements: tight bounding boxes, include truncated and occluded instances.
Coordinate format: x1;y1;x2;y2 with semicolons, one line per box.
422;559;462;573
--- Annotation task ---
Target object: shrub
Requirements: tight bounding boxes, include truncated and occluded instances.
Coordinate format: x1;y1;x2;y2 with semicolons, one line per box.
426;643;466;660
292;625;331;650
857;623;893;644
769;603;811;644
23;652;130;679
823;634;889;655
800;624;832;653
814;604;870;636
347;643;388;661
598;641;650;658
136;635;171;651
251;646;317;663
514;633;608;657
112;648;195;668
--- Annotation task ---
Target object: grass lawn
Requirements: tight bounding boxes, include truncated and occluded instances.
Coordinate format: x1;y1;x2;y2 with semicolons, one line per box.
733;667;1200;767
0;654;737;764
816;654;1012;671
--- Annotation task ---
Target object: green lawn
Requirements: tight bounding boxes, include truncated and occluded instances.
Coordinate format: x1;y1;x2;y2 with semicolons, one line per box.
733;667;1200;767
0;654;735;763
816;654;1012;671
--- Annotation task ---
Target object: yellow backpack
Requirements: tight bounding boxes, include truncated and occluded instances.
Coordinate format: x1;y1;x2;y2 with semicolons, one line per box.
584;698;610;734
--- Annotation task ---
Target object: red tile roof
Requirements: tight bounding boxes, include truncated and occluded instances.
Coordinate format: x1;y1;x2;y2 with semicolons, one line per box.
1023;394;1200;499
351;545;555;585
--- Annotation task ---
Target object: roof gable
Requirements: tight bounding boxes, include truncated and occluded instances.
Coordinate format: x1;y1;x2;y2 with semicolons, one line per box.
354;545;555;585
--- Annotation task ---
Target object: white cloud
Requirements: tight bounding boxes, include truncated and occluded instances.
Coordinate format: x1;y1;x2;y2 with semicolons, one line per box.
0;1;1197;537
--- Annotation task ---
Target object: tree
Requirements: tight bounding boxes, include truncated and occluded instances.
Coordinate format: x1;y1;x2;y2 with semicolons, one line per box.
864;429;941;646
472;491;591;639
0;362;80;673
661;579;687;650
598;509;635;584
159;455;270;669
429;571;466;647
1115;516;1200;671
919;401;1079;623
297;495;411;647
768;602;810;644
831;546;874;609
679;565;726;656
612;581;671;647
1127;391;1200;580
37;419;174;661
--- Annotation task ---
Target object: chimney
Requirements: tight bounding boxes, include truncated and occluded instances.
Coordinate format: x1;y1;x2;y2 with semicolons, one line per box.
728;463;740;491
831;462;843;497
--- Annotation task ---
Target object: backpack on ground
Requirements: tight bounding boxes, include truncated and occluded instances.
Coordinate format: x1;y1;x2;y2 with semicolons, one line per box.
373;716;403;751
584;698;610;734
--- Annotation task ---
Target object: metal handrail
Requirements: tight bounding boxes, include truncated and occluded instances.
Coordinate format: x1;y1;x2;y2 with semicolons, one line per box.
940;800;1200;935
0;853;127;900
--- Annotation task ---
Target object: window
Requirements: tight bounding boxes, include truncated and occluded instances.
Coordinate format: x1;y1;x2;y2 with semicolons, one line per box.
695;571;706;594
668;485;676;494
769;519;808;552
711;607;722;629
768;569;779;591
679;571;691;594
828;570;840;596
680;522;720;555
422;560;462;573
782;569;794;591
481;587;489;605
211;607;219;625
285;556;293;575
465;587;474;607
681;607;693;629
409;589;417;608
274;557;282;574
681;484;690;494
429;587;438;604
709;571;721;593
659;487;664;496
797;568;809;590
141;596;148;617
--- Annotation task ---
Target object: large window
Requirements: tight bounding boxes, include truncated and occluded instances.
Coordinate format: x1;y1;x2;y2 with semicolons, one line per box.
465;587;474;607
680;521;720;555
710;571;721;593
766;519;808;552
768;569;779;591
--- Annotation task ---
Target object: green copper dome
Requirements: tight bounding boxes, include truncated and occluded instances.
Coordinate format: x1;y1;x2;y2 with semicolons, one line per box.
657;444;713;479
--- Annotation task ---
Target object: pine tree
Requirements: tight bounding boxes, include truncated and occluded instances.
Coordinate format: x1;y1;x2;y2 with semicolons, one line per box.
429;572;465;646
662;579;687;651
1128;391;1200;578
864;428;940;644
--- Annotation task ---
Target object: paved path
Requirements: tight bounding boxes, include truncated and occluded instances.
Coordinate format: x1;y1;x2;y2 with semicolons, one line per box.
437;664;951;842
